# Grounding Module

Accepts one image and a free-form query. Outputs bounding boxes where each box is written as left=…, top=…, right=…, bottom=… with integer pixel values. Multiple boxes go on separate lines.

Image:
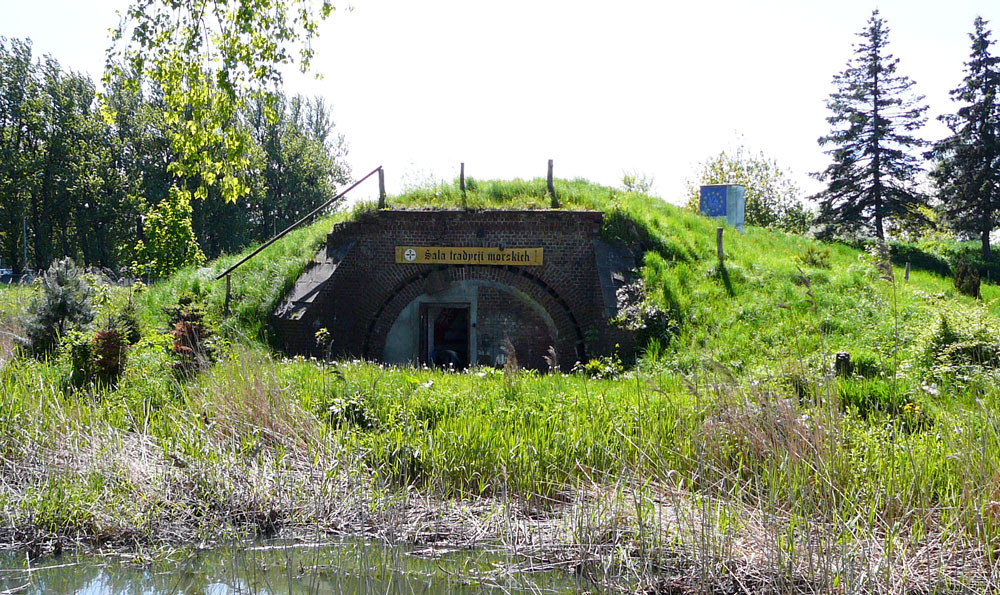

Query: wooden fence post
left=224, top=274, right=232, bottom=315
left=378, top=167, right=386, bottom=209
left=547, top=159, right=559, bottom=208
left=717, top=227, right=724, bottom=263
left=904, top=261, right=910, bottom=282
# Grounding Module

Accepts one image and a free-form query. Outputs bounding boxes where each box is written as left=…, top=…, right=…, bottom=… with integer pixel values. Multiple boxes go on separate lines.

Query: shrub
left=132, top=187, right=206, bottom=279
left=63, top=326, right=130, bottom=389
left=954, top=256, right=981, bottom=298
left=574, top=354, right=624, bottom=379
left=920, top=311, right=1000, bottom=381
left=164, top=294, right=216, bottom=374
left=64, top=330, right=95, bottom=388
left=113, top=295, right=143, bottom=345
left=22, top=258, right=94, bottom=357
left=91, top=328, right=128, bottom=385
left=613, top=278, right=674, bottom=345
left=325, top=393, right=378, bottom=430
left=796, top=244, right=832, bottom=269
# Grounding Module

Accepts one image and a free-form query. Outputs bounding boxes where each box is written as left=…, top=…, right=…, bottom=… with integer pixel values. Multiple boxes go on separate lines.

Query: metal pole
left=22, top=215, right=28, bottom=272
left=216, top=165, right=383, bottom=280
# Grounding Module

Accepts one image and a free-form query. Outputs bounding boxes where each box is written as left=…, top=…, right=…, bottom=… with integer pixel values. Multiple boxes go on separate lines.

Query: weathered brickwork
left=475, top=285, right=553, bottom=370
left=274, top=209, right=632, bottom=369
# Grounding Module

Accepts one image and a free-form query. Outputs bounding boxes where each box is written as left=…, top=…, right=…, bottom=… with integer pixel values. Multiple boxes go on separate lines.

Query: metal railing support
left=215, top=166, right=382, bottom=281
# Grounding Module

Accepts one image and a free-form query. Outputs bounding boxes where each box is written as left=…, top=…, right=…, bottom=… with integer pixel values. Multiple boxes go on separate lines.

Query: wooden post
left=904, top=261, right=910, bottom=282
left=460, top=162, right=466, bottom=208
left=224, top=274, right=231, bottom=316
left=378, top=167, right=386, bottom=209
left=835, top=352, right=852, bottom=378
left=547, top=159, right=559, bottom=208
left=716, top=227, right=724, bottom=263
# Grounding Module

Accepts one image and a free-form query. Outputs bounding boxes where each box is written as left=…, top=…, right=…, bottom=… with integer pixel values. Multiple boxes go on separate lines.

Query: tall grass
left=4, top=178, right=1000, bottom=591
left=0, top=285, right=32, bottom=364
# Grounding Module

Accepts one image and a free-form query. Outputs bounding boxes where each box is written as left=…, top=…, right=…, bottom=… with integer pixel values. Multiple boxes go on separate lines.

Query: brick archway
left=363, top=265, right=586, bottom=367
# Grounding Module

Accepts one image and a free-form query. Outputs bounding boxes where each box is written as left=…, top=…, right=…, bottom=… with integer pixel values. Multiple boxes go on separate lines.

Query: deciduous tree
left=685, top=145, right=812, bottom=234
left=106, top=0, right=335, bottom=203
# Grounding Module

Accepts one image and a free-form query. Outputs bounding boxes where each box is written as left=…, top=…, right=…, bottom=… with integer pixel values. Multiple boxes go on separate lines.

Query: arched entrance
left=366, top=266, right=584, bottom=370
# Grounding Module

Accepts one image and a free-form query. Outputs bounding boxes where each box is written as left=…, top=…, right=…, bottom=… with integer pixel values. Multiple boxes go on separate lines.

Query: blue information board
left=699, top=185, right=745, bottom=233
left=700, top=186, right=727, bottom=217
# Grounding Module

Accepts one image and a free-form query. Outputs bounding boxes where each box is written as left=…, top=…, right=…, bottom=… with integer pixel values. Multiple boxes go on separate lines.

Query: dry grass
left=3, top=346, right=1000, bottom=592
left=2, top=398, right=992, bottom=593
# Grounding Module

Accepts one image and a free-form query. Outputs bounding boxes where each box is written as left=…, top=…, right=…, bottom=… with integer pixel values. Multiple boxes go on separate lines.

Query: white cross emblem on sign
left=404, top=248, right=417, bottom=262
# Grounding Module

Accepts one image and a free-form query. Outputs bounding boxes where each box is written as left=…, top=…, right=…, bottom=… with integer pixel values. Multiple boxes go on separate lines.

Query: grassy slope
left=3, top=179, right=1000, bottom=590
left=392, top=177, right=998, bottom=398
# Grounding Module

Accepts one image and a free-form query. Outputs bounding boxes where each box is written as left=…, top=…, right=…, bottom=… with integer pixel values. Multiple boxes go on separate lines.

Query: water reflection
left=0, top=538, right=600, bottom=594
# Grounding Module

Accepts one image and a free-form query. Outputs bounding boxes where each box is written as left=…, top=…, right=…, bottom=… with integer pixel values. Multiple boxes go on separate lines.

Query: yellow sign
left=395, top=246, right=543, bottom=266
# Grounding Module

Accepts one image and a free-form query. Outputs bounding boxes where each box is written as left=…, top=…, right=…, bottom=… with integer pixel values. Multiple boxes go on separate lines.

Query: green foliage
left=928, top=17, right=1000, bottom=260
left=165, top=293, right=217, bottom=375
left=574, top=355, right=624, bottom=379
left=954, top=256, right=982, bottom=297
left=620, top=170, right=655, bottom=194
left=107, top=0, right=335, bottom=203
left=112, top=293, right=144, bottom=346
left=1, top=39, right=128, bottom=272
left=813, top=10, right=929, bottom=240
left=796, top=244, right=832, bottom=269
left=613, top=278, right=675, bottom=348
left=63, top=330, right=95, bottom=389
left=685, top=145, right=813, bottom=233
left=22, top=258, right=94, bottom=356
left=2, top=38, right=349, bottom=273
left=133, top=187, right=206, bottom=279
left=920, top=310, right=1000, bottom=381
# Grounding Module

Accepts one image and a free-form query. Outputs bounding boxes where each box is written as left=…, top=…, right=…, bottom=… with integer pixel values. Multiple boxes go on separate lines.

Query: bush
left=22, top=258, right=94, bottom=357
left=574, top=355, right=624, bottom=379
left=164, top=294, right=217, bottom=375
left=919, top=311, right=1000, bottom=382
left=132, top=187, right=206, bottom=279
left=63, top=326, right=130, bottom=389
left=64, top=331, right=95, bottom=388
left=91, top=328, right=128, bottom=385
left=796, top=244, right=831, bottom=269
left=113, top=293, right=143, bottom=345
left=613, top=278, right=674, bottom=345
left=954, top=256, right=981, bottom=298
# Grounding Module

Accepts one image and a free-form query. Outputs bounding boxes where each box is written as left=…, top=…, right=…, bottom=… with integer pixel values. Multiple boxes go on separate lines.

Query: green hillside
left=135, top=176, right=1000, bottom=413
left=3, top=178, right=1000, bottom=592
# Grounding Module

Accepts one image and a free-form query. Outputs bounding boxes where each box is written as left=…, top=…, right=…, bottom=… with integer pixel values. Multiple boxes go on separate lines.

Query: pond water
left=0, top=538, right=603, bottom=594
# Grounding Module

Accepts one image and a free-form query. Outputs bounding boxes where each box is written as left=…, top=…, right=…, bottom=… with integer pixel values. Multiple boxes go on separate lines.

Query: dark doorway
left=420, top=304, right=470, bottom=369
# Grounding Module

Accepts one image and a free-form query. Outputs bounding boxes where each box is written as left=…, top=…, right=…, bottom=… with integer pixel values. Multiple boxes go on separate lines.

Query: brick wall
left=274, top=209, right=630, bottom=369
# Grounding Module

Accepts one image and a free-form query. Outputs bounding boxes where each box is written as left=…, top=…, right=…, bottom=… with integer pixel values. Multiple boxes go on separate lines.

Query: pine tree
left=813, top=10, right=929, bottom=240
left=21, top=257, right=94, bottom=356
left=929, top=17, right=1000, bottom=260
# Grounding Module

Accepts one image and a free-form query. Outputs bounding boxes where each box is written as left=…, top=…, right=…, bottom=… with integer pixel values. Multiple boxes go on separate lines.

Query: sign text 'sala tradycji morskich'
left=395, top=246, right=543, bottom=266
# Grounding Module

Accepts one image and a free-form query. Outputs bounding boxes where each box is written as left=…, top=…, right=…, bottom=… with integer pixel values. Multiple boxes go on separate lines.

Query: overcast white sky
left=4, top=0, right=1000, bottom=205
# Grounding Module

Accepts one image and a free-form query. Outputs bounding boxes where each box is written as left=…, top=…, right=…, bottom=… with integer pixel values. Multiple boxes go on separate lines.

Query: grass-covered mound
left=3, top=177, right=1000, bottom=592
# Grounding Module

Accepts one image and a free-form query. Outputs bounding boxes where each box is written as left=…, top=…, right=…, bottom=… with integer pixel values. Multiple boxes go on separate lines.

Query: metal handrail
left=215, top=165, right=382, bottom=281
